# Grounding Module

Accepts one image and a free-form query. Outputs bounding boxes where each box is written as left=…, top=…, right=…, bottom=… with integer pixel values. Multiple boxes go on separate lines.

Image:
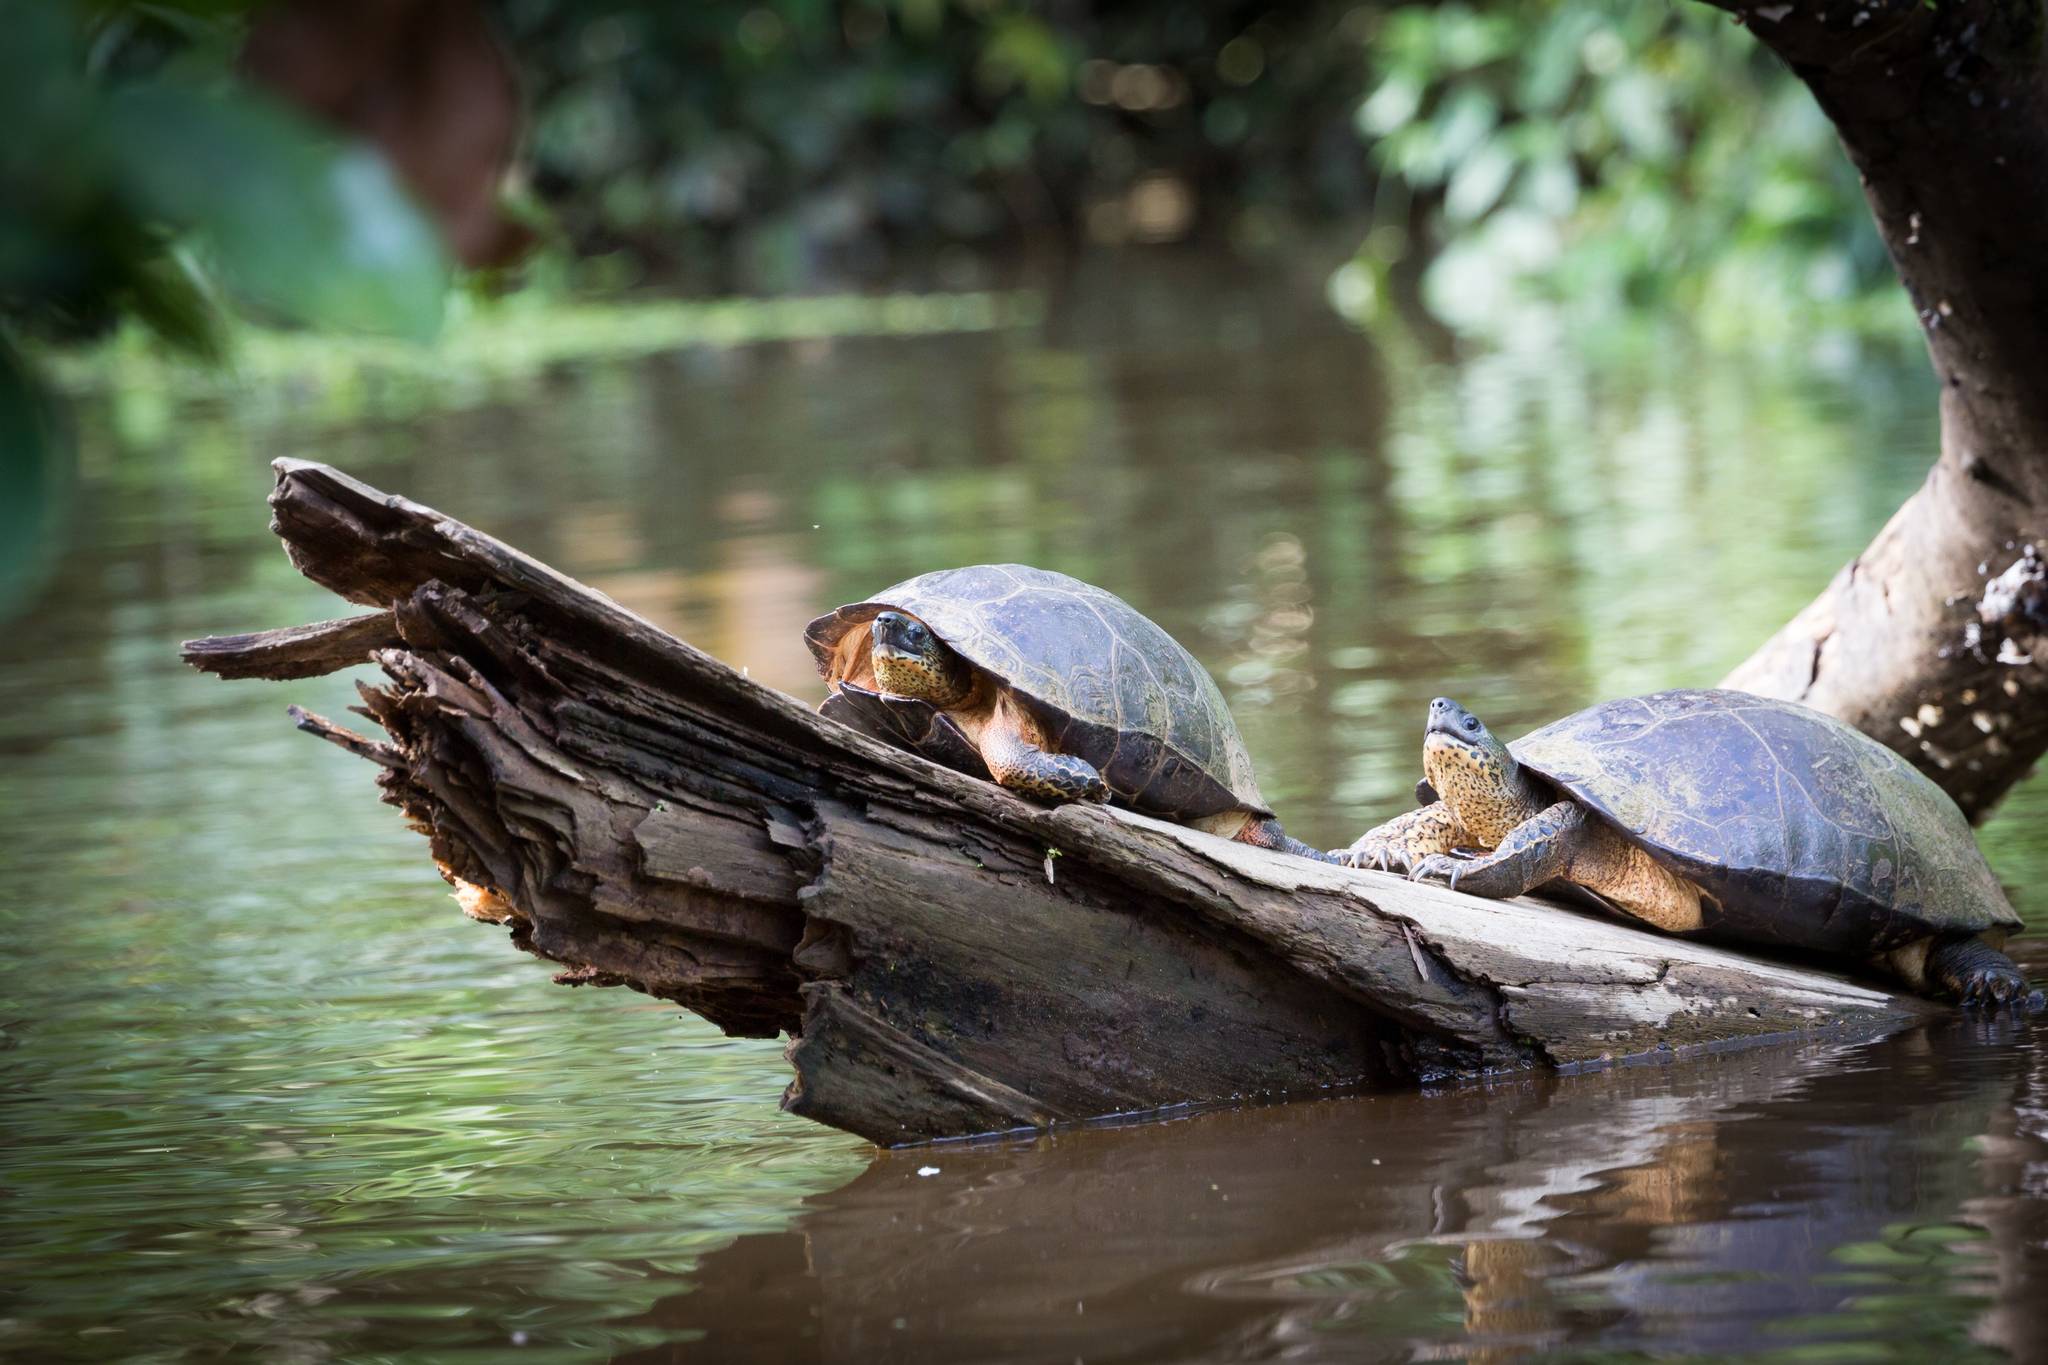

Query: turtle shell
left=806, top=564, right=1269, bottom=821
left=1510, top=688, right=2022, bottom=952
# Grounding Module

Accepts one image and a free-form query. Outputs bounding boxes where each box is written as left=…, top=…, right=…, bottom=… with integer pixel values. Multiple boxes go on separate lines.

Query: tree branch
left=1711, top=0, right=2048, bottom=817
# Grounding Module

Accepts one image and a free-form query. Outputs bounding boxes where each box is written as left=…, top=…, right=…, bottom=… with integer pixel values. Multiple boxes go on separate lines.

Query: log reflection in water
left=623, top=1017, right=2037, bottom=1363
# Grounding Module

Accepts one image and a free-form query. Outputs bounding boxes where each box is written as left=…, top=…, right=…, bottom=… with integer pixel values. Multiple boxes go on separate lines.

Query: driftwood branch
left=184, top=461, right=1932, bottom=1145
left=181, top=611, right=403, bottom=680
left=1712, top=0, right=2048, bottom=819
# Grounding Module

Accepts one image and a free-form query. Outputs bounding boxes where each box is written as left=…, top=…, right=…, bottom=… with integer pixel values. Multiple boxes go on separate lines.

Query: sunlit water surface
left=7, top=255, right=2048, bottom=1361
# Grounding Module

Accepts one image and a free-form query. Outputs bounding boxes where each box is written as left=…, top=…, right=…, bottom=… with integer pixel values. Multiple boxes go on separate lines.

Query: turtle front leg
left=1337, top=801, right=1469, bottom=873
left=1410, top=801, right=1585, bottom=896
left=1412, top=803, right=1707, bottom=933
left=979, top=701, right=1108, bottom=804
left=1922, top=935, right=2043, bottom=1009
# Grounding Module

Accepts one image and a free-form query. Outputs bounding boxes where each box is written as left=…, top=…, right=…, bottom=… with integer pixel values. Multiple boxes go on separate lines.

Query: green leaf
left=1517, top=10, right=1601, bottom=114
left=1357, top=75, right=1423, bottom=138
left=105, top=85, right=449, bottom=341
left=1828, top=1240, right=1926, bottom=1268
left=1523, top=153, right=1581, bottom=218
left=1430, top=88, right=1500, bottom=171
left=121, top=248, right=227, bottom=360
left=1444, top=140, right=1517, bottom=223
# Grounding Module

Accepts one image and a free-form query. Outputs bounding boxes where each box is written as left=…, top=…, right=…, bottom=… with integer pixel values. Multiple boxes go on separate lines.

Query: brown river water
left=5, top=254, right=2048, bottom=1361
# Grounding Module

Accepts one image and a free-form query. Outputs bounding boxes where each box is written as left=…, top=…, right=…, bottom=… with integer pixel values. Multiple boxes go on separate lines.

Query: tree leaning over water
left=1702, top=0, right=2048, bottom=821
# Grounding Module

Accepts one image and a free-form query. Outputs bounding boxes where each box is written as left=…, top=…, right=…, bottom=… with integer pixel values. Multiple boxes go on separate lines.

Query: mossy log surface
left=183, top=461, right=1933, bottom=1145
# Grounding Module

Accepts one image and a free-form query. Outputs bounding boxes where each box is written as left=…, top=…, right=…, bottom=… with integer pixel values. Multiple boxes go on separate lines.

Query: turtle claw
left=1338, top=838, right=1410, bottom=875
left=1410, top=853, right=1464, bottom=891
left=1924, top=938, right=2035, bottom=1011
left=1956, top=965, right=2033, bottom=1010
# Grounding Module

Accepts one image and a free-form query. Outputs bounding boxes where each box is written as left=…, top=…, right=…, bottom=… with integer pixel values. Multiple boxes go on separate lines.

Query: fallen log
left=183, top=460, right=1935, bottom=1145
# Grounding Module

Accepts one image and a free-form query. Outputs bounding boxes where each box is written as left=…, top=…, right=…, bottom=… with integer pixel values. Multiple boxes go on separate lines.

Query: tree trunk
left=183, top=461, right=1929, bottom=1145
left=1711, top=0, right=2048, bottom=820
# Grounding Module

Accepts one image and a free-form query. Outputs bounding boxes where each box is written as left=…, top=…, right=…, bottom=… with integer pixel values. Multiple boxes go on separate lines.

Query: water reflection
left=7, top=253, right=2048, bottom=1359
left=628, top=1020, right=2039, bottom=1363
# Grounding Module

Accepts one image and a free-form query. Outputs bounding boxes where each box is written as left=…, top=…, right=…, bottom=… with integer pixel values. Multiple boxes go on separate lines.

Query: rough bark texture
left=1713, top=0, right=2048, bottom=820
left=185, top=461, right=1932, bottom=1145
left=181, top=611, right=404, bottom=680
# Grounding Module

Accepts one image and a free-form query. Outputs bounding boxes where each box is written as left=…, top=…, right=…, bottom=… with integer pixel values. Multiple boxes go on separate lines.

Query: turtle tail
left=1237, top=816, right=1339, bottom=864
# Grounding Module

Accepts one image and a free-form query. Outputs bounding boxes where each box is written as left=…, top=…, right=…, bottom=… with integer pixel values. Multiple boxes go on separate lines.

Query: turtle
left=805, top=563, right=1330, bottom=860
left=1339, top=688, right=2036, bottom=1006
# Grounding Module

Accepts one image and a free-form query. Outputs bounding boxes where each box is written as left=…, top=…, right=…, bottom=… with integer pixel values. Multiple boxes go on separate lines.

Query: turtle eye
left=1462, top=716, right=1479, bottom=733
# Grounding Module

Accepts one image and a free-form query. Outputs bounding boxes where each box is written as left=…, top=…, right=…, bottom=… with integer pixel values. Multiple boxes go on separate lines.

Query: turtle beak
left=1424, top=696, right=1492, bottom=754
left=871, top=611, right=921, bottom=657
left=1425, top=696, right=1472, bottom=739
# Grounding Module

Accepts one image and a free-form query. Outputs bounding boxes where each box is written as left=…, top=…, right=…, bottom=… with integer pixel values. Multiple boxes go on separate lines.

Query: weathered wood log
left=183, top=611, right=404, bottom=680
left=183, top=460, right=1934, bottom=1145
left=1711, top=0, right=2048, bottom=820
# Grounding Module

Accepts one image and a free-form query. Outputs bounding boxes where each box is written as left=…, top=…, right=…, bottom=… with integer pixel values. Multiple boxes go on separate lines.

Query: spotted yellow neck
left=1423, top=733, right=1549, bottom=846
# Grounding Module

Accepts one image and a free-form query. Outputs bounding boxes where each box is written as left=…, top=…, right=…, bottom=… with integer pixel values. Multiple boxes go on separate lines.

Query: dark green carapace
left=1510, top=689, right=2021, bottom=955
left=807, top=564, right=1327, bottom=859
left=808, top=564, right=1265, bottom=820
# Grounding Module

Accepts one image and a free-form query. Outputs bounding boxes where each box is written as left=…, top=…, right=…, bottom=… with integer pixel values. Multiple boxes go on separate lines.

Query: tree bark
left=183, top=461, right=1930, bottom=1145
left=1711, top=0, right=2048, bottom=819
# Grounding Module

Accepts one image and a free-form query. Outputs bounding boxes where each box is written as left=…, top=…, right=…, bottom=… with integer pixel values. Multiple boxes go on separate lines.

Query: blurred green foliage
left=2, top=2, right=449, bottom=353
left=54, top=287, right=1041, bottom=427
left=498, top=0, right=1374, bottom=286
left=8, top=0, right=1909, bottom=360
left=497, top=0, right=1905, bottom=336
left=1335, top=0, right=1901, bottom=340
left=1, top=0, right=449, bottom=611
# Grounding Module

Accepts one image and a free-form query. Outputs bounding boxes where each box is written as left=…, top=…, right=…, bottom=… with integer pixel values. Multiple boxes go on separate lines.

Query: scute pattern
left=1511, top=689, right=2020, bottom=951
left=806, top=564, right=1267, bottom=820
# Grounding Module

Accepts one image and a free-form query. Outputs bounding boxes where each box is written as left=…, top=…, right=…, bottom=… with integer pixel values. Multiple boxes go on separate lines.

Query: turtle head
left=870, top=611, right=975, bottom=708
left=1422, top=697, right=1521, bottom=832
